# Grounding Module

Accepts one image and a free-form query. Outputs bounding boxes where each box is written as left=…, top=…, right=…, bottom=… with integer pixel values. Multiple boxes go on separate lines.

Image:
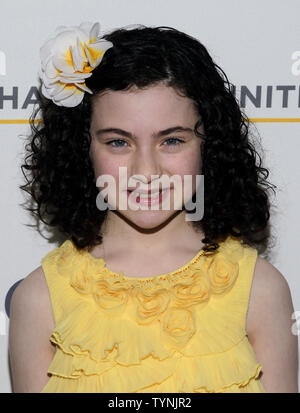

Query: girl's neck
left=96, top=209, right=204, bottom=256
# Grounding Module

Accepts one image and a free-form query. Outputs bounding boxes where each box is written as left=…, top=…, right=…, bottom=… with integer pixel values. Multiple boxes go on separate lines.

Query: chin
left=120, top=209, right=180, bottom=230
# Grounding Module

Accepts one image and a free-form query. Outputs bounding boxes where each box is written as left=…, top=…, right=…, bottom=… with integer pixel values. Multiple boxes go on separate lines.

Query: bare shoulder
left=9, top=265, right=56, bottom=392
left=245, top=256, right=299, bottom=392
left=11, top=265, right=56, bottom=331
left=246, top=256, right=293, bottom=336
left=13, top=265, right=46, bottom=295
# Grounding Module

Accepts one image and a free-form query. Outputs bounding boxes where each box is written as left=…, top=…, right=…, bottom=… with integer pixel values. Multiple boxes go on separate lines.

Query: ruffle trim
left=41, top=235, right=263, bottom=392
left=56, top=234, right=246, bottom=287
left=51, top=236, right=248, bottom=344
left=46, top=278, right=253, bottom=363
left=45, top=335, right=263, bottom=393
left=42, top=234, right=256, bottom=363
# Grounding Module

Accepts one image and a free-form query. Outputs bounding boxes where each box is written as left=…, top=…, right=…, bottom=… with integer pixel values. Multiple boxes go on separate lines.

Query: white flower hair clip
left=39, top=22, right=113, bottom=107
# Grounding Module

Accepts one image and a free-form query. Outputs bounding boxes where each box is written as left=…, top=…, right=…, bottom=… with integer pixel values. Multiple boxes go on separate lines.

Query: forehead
left=90, top=84, right=199, bottom=126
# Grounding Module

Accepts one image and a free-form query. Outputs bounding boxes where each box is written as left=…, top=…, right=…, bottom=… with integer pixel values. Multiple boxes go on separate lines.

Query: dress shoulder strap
left=41, top=240, right=77, bottom=326
left=205, top=236, right=259, bottom=338
left=237, top=242, right=258, bottom=333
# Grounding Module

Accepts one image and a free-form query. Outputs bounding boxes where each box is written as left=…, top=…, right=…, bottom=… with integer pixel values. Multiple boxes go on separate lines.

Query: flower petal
left=51, top=29, right=89, bottom=54
left=54, top=88, right=84, bottom=107
left=83, top=41, right=107, bottom=68
left=58, top=75, right=89, bottom=83
left=44, top=58, right=59, bottom=79
left=79, top=22, right=95, bottom=35
left=54, top=84, right=77, bottom=100
left=40, top=39, right=55, bottom=69
left=72, top=37, right=88, bottom=72
left=70, top=41, right=82, bottom=72
left=51, top=81, right=66, bottom=94
left=41, top=83, right=52, bottom=99
left=89, top=22, right=100, bottom=42
left=75, top=82, right=93, bottom=94
left=87, top=40, right=113, bottom=66
left=59, top=72, right=91, bottom=79
left=52, top=49, right=75, bottom=73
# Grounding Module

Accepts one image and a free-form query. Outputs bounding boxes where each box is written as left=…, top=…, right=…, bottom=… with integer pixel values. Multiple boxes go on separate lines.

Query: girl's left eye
left=163, top=137, right=185, bottom=146
left=106, top=139, right=128, bottom=148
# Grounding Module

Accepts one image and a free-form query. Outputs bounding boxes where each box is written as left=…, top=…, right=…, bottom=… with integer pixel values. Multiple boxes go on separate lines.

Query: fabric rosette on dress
left=67, top=236, right=243, bottom=350
left=135, top=287, right=171, bottom=325
left=40, top=235, right=265, bottom=393
left=207, top=254, right=239, bottom=294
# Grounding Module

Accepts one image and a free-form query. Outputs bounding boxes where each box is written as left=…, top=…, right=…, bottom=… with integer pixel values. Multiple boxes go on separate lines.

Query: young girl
left=9, top=22, right=298, bottom=393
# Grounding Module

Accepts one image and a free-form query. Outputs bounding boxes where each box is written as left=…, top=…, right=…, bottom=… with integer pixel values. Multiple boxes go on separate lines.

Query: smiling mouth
left=127, top=188, right=170, bottom=204
left=128, top=188, right=168, bottom=196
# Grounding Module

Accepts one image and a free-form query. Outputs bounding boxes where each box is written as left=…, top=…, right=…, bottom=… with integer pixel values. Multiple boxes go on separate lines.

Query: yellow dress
left=40, top=235, right=266, bottom=393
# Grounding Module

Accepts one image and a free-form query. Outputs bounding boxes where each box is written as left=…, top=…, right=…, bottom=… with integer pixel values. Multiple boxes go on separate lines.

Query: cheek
left=93, top=157, right=119, bottom=178
left=179, top=158, right=201, bottom=176
left=90, top=146, right=121, bottom=180
left=92, top=156, right=121, bottom=204
left=168, top=147, right=202, bottom=177
left=169, top=149, right=202, bottom=205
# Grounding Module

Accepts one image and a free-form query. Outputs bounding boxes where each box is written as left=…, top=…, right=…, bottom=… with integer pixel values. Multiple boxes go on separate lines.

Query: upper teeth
left=134, top=188, right=168, bottom=198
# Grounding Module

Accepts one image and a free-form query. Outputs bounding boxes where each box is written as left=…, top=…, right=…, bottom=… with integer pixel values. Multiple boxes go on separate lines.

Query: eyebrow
left=94, top=126, right=194, bottom=138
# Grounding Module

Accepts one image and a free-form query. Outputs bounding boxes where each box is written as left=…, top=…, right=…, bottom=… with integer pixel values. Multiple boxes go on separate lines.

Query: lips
left=127, top=187, right=169, bottom=196
left=128, top=189, right=162, bottom=196
left=127, top=187, right=170, bottom=205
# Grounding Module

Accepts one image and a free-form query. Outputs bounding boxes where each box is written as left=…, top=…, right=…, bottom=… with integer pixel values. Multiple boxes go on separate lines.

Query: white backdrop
left=0, top=0, right=299, bottom=392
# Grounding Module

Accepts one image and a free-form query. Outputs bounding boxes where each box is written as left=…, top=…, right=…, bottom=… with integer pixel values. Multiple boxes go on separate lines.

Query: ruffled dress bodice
left=40, top=236, right=266, bottom=393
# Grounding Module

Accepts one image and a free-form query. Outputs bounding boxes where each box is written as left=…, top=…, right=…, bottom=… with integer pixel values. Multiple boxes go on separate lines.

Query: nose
left=130, top=146, right=162, bottom=185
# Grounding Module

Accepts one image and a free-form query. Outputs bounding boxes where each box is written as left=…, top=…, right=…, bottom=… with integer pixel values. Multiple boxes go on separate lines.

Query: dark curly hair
left=20, top=24, right=275, bottom=253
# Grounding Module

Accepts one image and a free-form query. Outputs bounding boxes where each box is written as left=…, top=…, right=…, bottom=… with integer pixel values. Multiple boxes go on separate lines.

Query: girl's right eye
left=106, top=139, right=128, bottom=148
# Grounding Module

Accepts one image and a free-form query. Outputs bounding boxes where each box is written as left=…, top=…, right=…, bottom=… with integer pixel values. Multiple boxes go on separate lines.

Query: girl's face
left=89, top=83, right=203, bottom=229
